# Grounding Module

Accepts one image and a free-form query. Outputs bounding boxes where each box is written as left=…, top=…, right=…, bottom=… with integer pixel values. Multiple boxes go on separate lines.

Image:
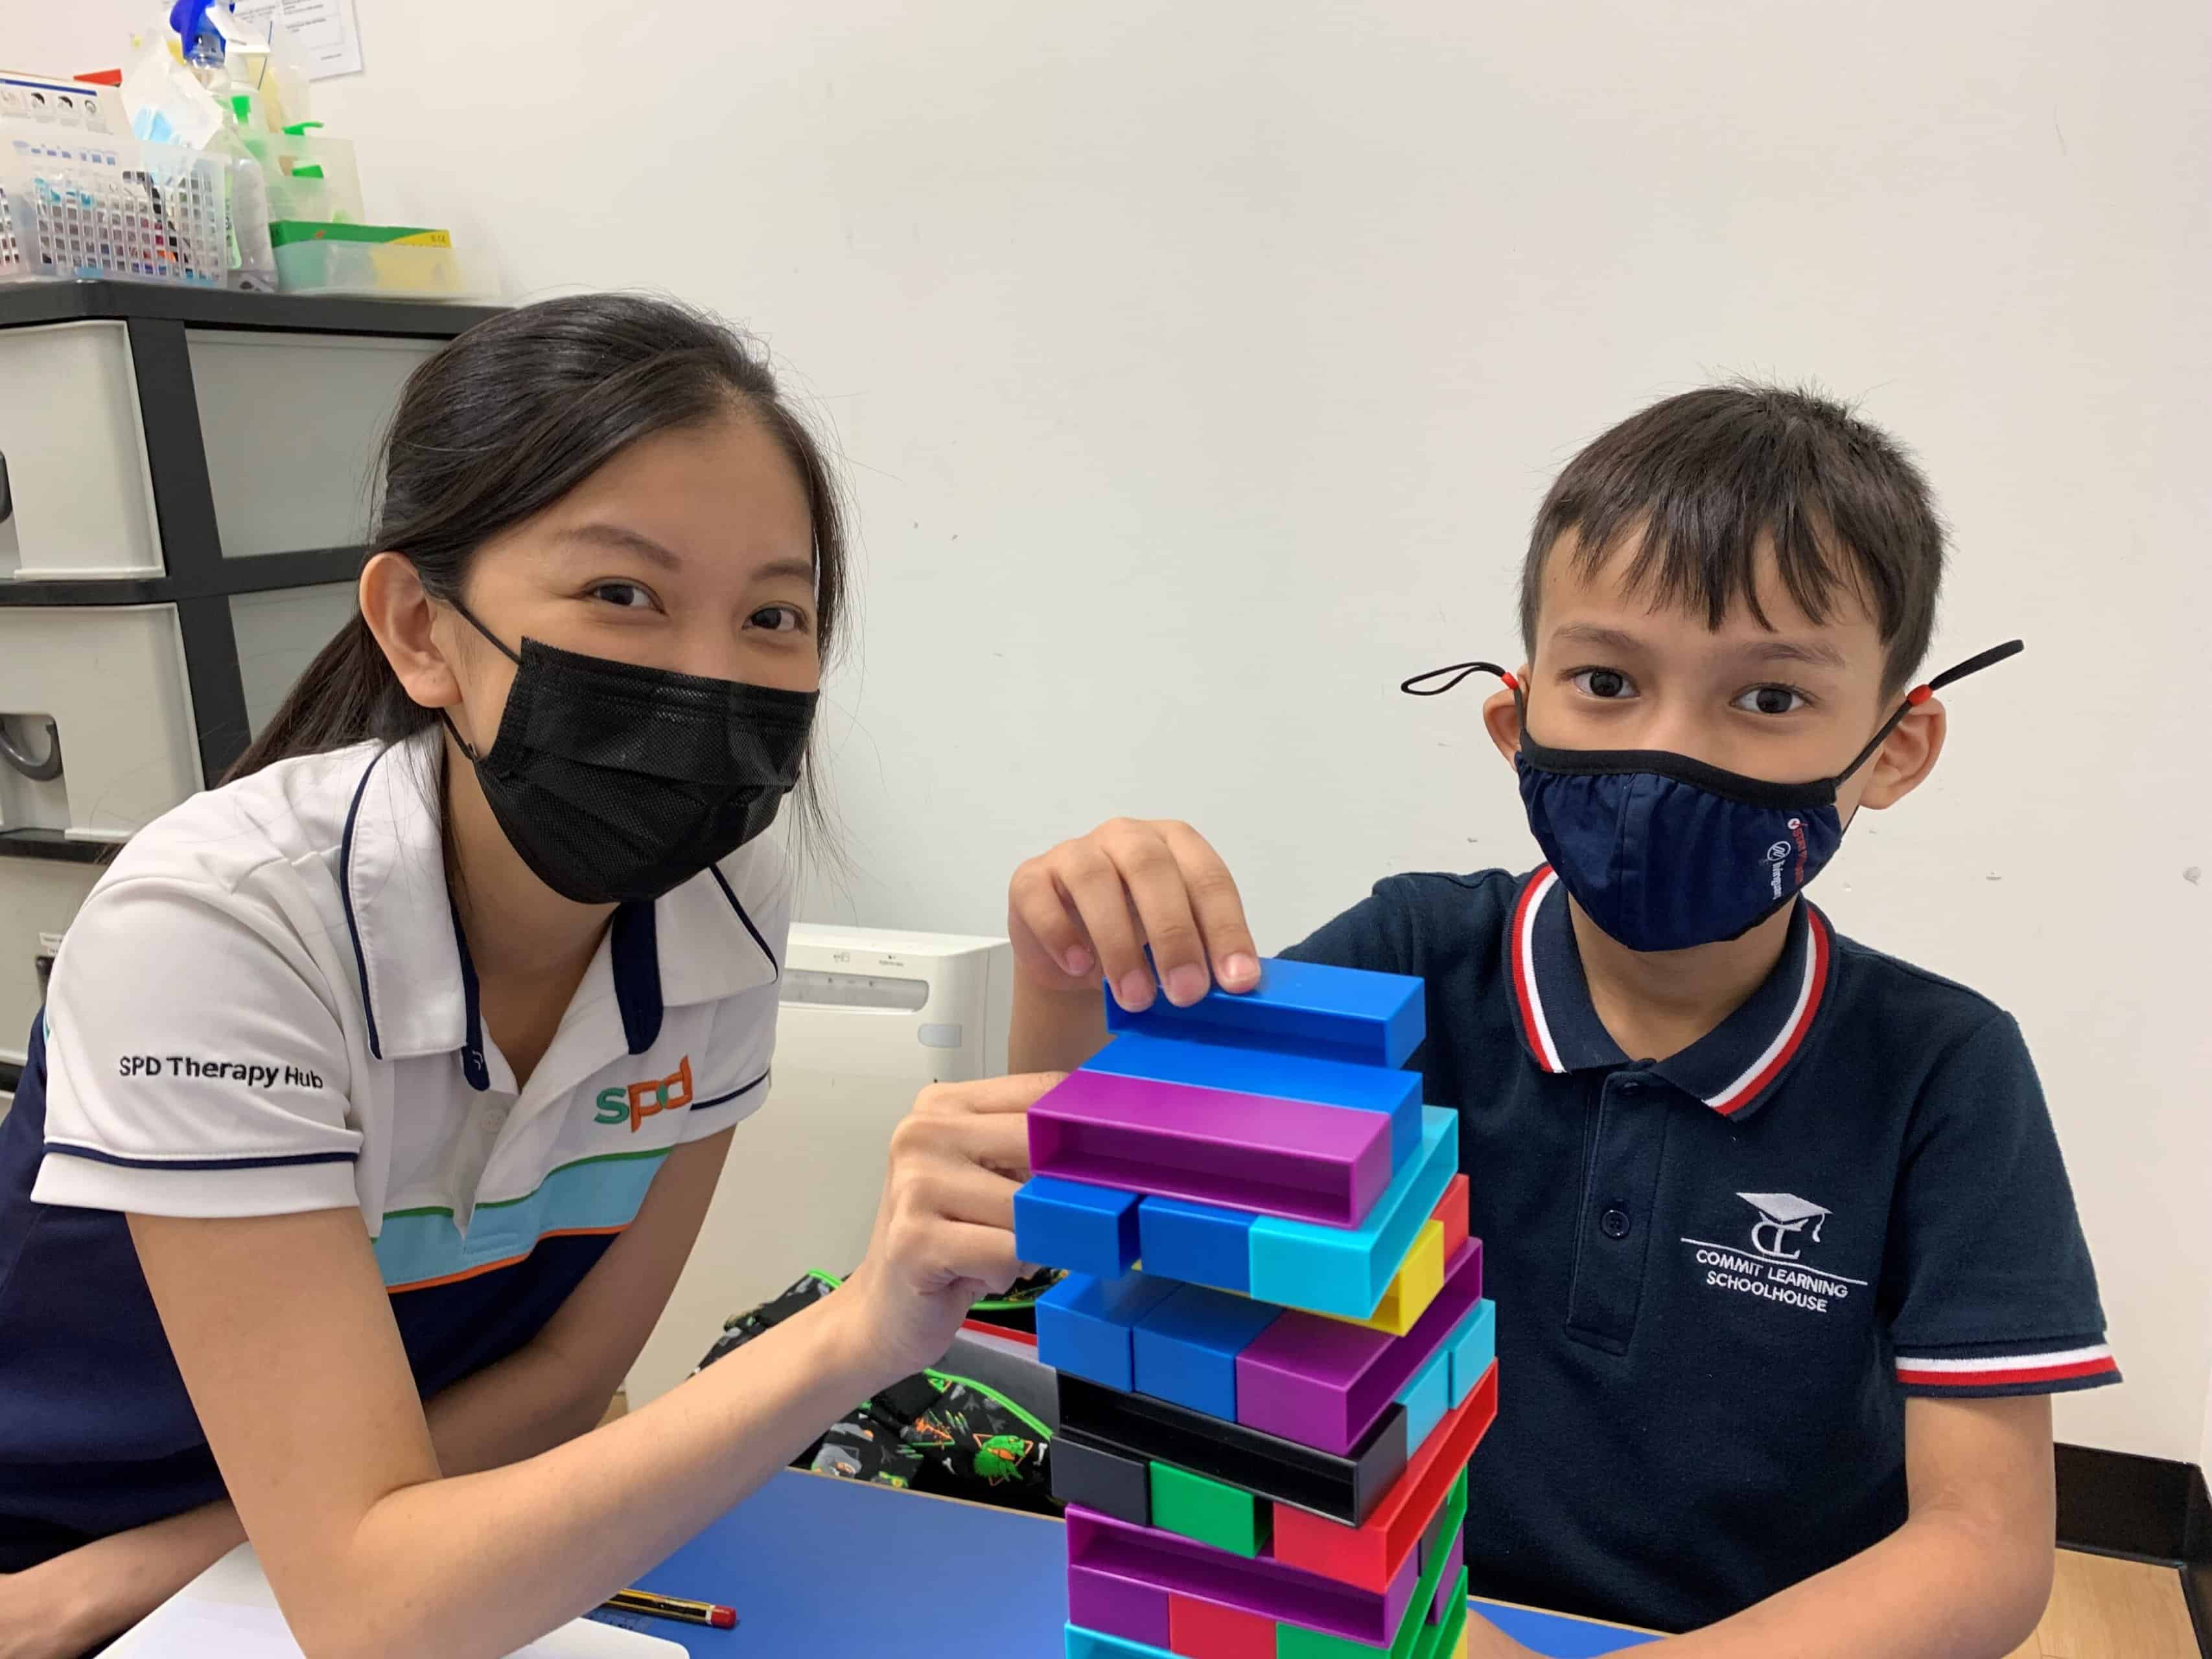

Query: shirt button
left=1619, top=1079, right=1644, bottom=1093
left=1600, top=1206, right=1631, bottom=1240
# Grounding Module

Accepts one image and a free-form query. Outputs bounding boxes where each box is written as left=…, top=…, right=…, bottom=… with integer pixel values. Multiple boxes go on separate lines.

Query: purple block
left=1030, top=1071, right=1392, bottom=1227
left=1428, top=1523, right=1464, bottom=1625
left=1067, top=1566, right=1172, bottom=1648
left=1235, top=1240, right=1484, bottom=1455
left=1065, top=1505, right=1418, bottom=1647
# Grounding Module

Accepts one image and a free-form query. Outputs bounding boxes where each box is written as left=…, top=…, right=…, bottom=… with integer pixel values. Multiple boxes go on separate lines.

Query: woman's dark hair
left=227, top=292, right=849, bottom=844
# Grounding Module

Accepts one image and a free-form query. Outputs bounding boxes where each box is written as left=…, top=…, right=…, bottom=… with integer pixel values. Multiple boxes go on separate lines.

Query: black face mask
left=441, top=604, right=817, bottom=905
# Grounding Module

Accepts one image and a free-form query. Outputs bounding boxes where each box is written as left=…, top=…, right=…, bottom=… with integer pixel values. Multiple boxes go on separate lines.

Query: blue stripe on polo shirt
left=375, top=1146, right=671, bottom=1290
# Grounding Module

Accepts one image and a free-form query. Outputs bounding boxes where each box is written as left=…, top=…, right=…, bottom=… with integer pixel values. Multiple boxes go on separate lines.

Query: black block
left=1052, top=1428, right=1152, bottom=1526
left=1056, top=1373, right=1408, bottom=1527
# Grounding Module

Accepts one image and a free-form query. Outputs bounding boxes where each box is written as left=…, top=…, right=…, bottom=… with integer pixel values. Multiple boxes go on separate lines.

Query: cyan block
left=1015, top=1176, right=1141, bottom=1279
left=1065, top=1625, right=1178, bottom=1659
left=1136, top=1195, right=1255, bottom=1294
left=1087, top=1032, right=1423, bottom=1166
left=1250, top=1109, right=1459, bottom=1320
left=1445, top=1299, right=1496, bottom=1408
left=1104, top=956, right=1426, bottom=1070
left=1133, top=1282, right=1283, bottom=1421
left=1395, top=1342, right=1452, bottom=1454
left=1039, top=1269, right=1178, bottom=1392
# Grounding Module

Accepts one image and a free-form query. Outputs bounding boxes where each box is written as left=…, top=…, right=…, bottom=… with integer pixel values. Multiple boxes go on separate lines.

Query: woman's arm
left=2, top=1128, right=739, bottom=1657
left=127, top=1074, right=1047, bottom=1659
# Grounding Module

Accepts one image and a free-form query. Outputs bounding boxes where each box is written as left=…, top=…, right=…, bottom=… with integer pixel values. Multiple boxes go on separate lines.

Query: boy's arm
left=1007, top=818, right=1261, bottom=1074
left=1469, top=1394, right=2054, bottom=1658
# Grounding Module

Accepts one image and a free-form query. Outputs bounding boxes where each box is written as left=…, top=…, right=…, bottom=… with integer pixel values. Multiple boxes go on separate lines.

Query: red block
left=1270, top=1362, right=1498, bottom=1592
left=1431, top=1175, right=1469, bottom=1261
left=1167, top=1592, right=1276, bottom=1658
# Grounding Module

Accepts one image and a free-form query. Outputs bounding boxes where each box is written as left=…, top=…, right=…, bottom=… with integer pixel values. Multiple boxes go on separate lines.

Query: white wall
left=15, top=0, right=2210, bottom=1462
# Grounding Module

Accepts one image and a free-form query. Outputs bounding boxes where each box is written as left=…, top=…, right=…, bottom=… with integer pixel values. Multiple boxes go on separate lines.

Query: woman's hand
left=829, top=1072, right=1060, bottom=1384
left=0, top=1555, right=105, bottom=1659
left=1008, top=818, right=1260, bottom=1011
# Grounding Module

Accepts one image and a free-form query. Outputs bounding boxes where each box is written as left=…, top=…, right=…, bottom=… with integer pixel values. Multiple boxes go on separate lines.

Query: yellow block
left=1313, top=1218, right=1446, bottom=1335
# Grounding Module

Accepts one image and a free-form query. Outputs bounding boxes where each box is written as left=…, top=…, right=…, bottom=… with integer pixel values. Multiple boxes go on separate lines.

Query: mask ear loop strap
left=438, top=598, right=526, bottom=764
left=1400, top=660, right=1518, bottom=697
left=1833, top=638, right=2025, bottom=785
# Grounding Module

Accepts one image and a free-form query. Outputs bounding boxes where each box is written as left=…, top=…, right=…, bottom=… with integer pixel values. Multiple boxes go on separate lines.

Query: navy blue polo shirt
left=1283, top=864, right=2114, bottom=1634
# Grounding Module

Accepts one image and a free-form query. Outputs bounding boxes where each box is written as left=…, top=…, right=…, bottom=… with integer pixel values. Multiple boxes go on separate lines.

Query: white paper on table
left=106, top=1546, right=687, bottom=1658
left=231, top=0, right=366, bottom=80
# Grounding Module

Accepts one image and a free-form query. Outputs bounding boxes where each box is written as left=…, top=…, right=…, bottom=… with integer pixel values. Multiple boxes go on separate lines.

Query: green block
left=1275, top=1476, right=1469, bottom=1659
left=1428, top=1573, right=1469, bottom=1659
left=1148, top=1461, right=1269, bottom=1559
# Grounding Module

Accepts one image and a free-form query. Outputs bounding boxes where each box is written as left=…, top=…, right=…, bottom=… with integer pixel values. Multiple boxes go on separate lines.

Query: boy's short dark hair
left=1520, top=383, right=1946, bottom=693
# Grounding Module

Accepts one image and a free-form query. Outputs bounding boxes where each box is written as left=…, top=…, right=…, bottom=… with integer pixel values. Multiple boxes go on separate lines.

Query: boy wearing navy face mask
left=1006, top=385, right=2111, bottom=1658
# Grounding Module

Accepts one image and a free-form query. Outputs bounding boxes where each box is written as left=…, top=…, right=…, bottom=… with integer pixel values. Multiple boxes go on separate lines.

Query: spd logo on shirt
left=595, top=1056, right=695, bottom=1132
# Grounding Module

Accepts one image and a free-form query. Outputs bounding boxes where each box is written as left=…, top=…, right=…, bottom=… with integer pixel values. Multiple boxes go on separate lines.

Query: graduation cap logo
left=1738, top=1192, right=1830, bottom=1262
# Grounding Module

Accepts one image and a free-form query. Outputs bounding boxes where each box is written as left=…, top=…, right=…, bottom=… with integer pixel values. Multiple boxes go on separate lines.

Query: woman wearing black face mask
left=0, top=296, right=1054, bottom=1658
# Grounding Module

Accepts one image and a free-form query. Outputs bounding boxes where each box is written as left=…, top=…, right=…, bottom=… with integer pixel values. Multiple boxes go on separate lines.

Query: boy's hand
left=1008, top=818, right=1261, bottom=1012
left=0, top=1553, right=113, bottom=1659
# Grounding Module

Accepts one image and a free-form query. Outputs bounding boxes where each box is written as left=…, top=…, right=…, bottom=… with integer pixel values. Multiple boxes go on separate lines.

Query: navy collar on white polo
left=338, top=730, right=782, bottom=1074
left=1506, top=864, right=1836, bottom=1120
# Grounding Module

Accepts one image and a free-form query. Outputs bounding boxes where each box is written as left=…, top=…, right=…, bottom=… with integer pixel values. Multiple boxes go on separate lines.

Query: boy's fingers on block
left=915, top=1072, right=1064, bottom=1117
left=1105, top=824, right=1212, bottom=1007
left=909, top=1163, right=1021, bottom=1232
left=1056, top=844, right=1156, bottom=1010
left=921, top=1218, right=1025, bottom=1294
left=897, top=1102, right=1032, bottom=1184
left=1008, top=860, right=1095, bottom=980
left=1162, top=820, right=1259, bottom=991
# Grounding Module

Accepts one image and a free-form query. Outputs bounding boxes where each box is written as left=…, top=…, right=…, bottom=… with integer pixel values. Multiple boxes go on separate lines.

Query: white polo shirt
left=0, top=728, right=786, bottom=1551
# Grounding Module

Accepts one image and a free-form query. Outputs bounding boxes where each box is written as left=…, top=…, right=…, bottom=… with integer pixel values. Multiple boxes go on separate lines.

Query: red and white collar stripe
left=1704, top=907, right=1832, bottom=1116
left=1894, top=1345, right=2118, bottom=1389
left=1509, top=866, right=1566, bottom=1074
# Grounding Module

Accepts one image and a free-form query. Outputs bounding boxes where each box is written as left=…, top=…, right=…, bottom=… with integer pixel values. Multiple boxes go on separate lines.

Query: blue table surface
left=606, top=1469, right=1658, bottom=1656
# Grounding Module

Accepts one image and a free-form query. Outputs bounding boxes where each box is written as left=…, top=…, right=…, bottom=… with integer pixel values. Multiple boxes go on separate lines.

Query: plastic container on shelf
left=268, top=219, right=475, bottom=296
left=0, top=122, right=226, bottom=285
left=240, top=121, right=364, bottom=224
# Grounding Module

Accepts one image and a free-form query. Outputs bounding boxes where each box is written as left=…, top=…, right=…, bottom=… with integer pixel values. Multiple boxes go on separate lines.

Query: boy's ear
left=1481, top=668, right=1529, bottom=769
left=1856, top=698, right=1948, bottom=811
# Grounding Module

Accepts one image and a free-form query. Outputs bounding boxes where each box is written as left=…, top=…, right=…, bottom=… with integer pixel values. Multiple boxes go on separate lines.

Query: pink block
left=1030, top=1071, right=1392, bottom=1227
left=1069, top=1564, right=1173, bottom=1647
left=1428, top=1524, right=1464, bottom=1624
left=1235, top=1240, right=1484, bottom=1454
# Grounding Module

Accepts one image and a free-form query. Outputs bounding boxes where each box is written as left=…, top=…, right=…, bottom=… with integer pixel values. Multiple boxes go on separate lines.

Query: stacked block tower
left=1016, top=959, right=1498, bottom=1659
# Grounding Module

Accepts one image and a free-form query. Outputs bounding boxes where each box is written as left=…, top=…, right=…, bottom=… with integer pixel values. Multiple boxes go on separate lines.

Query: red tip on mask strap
left=1500, top=671, right=1520, bottom=691
left=1906, top=685, right=1933, bottom=705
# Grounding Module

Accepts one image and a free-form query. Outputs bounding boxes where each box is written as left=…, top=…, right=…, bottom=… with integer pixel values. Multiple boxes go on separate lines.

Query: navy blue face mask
left=1401, top=640, right=2023, bottom=953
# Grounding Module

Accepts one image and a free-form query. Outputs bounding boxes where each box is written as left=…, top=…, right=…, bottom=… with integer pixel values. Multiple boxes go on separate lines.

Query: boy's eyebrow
left=1549, top=623, right=1649, bottom=654
left=1739, top=638, right=1850, bottom=671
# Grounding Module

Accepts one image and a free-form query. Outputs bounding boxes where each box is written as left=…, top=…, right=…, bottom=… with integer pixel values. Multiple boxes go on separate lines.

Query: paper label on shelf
left=233, top=0, right=366, bottom=81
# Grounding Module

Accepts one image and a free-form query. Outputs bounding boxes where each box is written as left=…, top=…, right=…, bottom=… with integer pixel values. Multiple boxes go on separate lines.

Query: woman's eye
left=749, top=605, right=808, bottom=634
left=589, top=581, right=658, bottom=611
left=1734, top=684, right=1809, bottom=715
left=1572, top=667, right=1635, bottom=700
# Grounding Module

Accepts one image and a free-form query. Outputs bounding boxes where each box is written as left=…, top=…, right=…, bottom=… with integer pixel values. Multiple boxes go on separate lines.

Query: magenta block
left=1065, top=1505, right=1418, bottom=1647
left=1428, top=1523, right=1464, bottom=1624
left=1030, top=1071, right=1392, bottom=1227
left=1068, top=1566, right=1172, bottom=1648
left=1235, top=1240, right=1484, bottom=1455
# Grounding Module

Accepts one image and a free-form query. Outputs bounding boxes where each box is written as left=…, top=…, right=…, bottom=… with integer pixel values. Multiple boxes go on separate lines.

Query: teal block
left=1445, top=1299, right=1497, bottom=1408
left=1015, top=1175, right=1141, bottom=1279
left=1038, top=1270, right=1178, bottom=1391
left=1087, top=1032, right=1423, bottom=1166
left=1395, top=1341, right=1452, bottom=1453
left=1248, top=1109, right=1458, bottom=1320
left=1065, top=1624, right=1178, bottom=1659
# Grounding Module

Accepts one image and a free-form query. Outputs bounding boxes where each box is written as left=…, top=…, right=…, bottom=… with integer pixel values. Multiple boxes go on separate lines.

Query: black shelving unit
left=0, top=281, right=501, bottom=863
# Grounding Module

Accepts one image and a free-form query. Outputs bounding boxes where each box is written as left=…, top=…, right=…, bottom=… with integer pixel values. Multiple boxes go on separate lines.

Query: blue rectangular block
left=1016, top=1176, right=1141, bottom=1279
left=1086, top=1032, right=1423, bottom=1166
left=1445, top=1299, right=1497, bottom=1408
left=1395, top=1341, right=1452, bottom=1454
left=1250, top=1109, right=1459, bottom=1320
left=1065, top=1625, right=1177, bottom=1659
left=1132, top=1282, right=1282, bottom=1421
left=1104, top=957, right=1426, bottom=1070
left=1136, top=1195, right=1255, bottom=1294
left=1038, top=1270, right=1179, bottom=1392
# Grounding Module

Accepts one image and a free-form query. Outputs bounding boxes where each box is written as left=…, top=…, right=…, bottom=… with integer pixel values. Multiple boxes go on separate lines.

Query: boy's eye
left=748, top=604, right=809, bottom=635
left=588, top=581, right=660, bottom=612
left=1572, top=667, right=1636, bottom=700
left=1734, top=684, right=1808, bottom=715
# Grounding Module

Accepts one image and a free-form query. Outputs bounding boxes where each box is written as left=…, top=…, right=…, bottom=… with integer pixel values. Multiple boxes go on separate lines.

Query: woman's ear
left=1482, top=669, right=1528, bottom=769
left=358, top=552, right=462, bottom=714
left=1856, top=697, right=1948, bottom=811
